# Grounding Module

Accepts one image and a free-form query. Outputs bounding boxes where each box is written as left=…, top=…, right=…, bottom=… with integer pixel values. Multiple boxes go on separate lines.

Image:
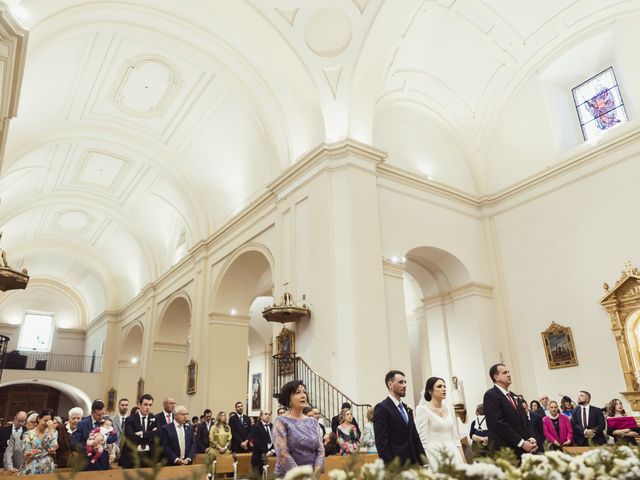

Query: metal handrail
left=271, top=353, right=372, bottom=429
left=4, top=351, right=103, bottom=373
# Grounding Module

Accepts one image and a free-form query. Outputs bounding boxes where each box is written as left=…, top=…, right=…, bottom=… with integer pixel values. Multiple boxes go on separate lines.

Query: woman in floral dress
left=19, top=408, right=58, bottom=475
left=336, top=408, right=360, bottom=455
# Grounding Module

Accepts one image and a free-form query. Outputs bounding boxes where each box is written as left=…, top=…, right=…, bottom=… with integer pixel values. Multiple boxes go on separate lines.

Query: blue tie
left=398, top=403, right=409, bottom=424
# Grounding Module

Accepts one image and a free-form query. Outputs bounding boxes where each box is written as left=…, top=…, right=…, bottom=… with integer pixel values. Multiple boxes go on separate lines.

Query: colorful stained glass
left=572, top=67, right=628, bottom=141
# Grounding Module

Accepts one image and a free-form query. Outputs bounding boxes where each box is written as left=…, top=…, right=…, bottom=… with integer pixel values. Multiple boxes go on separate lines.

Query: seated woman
left=469, top=404, right=489, bottom=455
left=606, top=398, right=640, bottom=444
left=542, top=401, right=573, bottom=450
left=336, top=408, right=360, bottom=455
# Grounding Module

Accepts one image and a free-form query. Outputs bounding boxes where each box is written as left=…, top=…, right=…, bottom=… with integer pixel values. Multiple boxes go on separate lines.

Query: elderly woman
left=273, top=380, right=324, bottom=477
left=542, top=401, right=573, bottom=450
left=19, top=409, right=58, bottom=475
left=361, top=407, right=376, bottom=453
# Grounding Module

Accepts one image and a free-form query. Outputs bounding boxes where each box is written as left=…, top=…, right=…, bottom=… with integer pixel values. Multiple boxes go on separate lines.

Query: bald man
left=160, top=405, right=195, bottom=466
left=1, top=411, right=26, bottom=470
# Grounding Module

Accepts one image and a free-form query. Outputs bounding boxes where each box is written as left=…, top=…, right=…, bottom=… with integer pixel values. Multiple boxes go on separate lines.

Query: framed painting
left=187, top=360, right=197, bottom=395
left=107, top=388, right=117, bottom=412
left=251, top=373, right=262, bottom=411
left=276, top=327, right=295, bottom=356
left=136, top=378, right=144, bottom=402
left=542, top=322, right=578, bottom=369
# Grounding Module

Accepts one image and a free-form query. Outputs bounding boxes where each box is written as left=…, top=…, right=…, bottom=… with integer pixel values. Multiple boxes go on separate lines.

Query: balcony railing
left=3, top=352, right=103, bottom=373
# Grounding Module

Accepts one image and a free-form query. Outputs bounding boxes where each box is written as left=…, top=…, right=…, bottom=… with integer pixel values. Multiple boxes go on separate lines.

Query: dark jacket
left=71, top=416, right=118, bottom=471
left=483, top=386, right=533, bottom=456
left=159, top=423, right=196, bottom=466
left=570, top=405, right=606, bottom=446
left=229, top=414, right=252, bottom=453
left=119, top=412, right=159, bottom=468
left=249, top=422, right=274, bottom=469
left=196, top=421, right=212, bottom=453
left=373, top=397, right=425, bottom=465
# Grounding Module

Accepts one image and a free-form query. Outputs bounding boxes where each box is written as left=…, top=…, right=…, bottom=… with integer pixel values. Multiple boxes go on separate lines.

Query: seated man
left=160, top=405, right=195, bottom=466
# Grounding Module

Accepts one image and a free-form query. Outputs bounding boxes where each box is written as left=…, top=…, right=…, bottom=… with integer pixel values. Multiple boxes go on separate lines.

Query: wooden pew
left=563, top=446, right=595, bottom=455
left=320, top=453, right=379, bottom=480
left=12, top=464, right=206, bottom=479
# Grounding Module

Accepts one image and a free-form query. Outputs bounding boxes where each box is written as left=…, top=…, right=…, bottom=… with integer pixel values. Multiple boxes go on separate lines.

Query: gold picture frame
left=542, top=322, right=578, bottom=369
left=136, top=378, right=144, bottom=402
left=106, top=388, right=117, bottom=412
left=276, top=327, right=295, bottom=356
left=187, top=360, right=197, bottom=395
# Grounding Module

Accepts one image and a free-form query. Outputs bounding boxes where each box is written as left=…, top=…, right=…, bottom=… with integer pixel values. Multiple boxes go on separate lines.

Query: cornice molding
left=382, top=259, right=406, bottom=279
left=422, top=282, right=494, bottom=308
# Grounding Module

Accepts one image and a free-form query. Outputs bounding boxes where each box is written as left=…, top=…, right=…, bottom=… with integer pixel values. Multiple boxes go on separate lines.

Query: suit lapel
left=387, top=397, right=408, bottom=430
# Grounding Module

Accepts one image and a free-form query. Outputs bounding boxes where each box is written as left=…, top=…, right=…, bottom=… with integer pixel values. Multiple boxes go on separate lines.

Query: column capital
left=382, top=259, right=405, bottom=278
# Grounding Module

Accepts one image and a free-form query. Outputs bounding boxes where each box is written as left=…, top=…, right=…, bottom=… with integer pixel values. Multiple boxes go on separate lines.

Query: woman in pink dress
left=606, top=398, right=640, bottom=444
left=542, top=401, right=573, bottom=450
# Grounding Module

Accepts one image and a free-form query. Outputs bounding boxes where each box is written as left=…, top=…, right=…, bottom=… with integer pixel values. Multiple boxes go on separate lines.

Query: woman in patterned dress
left=19, top=409, right=58, bottom=475
left=336, top=408, right=360, bottom=455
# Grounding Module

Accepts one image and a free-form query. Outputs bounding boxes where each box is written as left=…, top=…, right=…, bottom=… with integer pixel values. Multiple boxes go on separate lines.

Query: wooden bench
left=563, top=446, right=596, bottom=455
left=320, top=453, right=379, bottom=480
left=12, top=464, right=206, bottom=479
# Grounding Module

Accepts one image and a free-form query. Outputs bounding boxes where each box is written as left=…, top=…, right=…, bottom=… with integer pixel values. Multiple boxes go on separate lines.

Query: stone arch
left=403, top=246, right=496, bottom=409
left=207, top=244, right=274, bottom=415
left=148, top=294, right=192, bottom=401
left=0, top=379, right=92, bottom=416
left=116, top=322, right=144, bottom=404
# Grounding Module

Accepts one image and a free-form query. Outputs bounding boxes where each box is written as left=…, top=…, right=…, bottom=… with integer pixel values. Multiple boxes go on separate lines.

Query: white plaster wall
left=491, top=150, right=640, bottom=408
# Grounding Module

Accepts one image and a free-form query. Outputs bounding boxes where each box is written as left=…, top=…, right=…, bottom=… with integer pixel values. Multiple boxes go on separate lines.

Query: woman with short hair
left=542, top=401, right=573, bottom=450
left=273, top=380, right=324, bottom=477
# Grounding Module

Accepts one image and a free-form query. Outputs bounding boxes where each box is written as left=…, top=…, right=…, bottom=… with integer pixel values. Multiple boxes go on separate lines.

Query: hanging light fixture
left=0, top=232, right=29, bottom=292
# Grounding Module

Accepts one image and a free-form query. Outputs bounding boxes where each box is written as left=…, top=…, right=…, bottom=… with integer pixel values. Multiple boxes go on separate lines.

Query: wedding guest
left=310, top=409, right=326, bottom=439
left=542, top=401, right=573, bottom=450
left=160, top=405, right=195, bottom=466
left=521, top=400, right=545, bottom=452
left=529, top=400, right=542, bottom=415
left=3, top=413, right=33, bottom=472
left=415, top=377, right=465, bottom=469
left=483, top=364, right=536, bottom=457
left=250, top=410, right=274, bottom=474
left=561, top=396, right=574, bottom=418
left=273, top=380, right=324, bottom=477
left=196, top=410, right=213, bottom=454
left=469, top=404, right=489, bottom=454
left=119, top=394, right=158, bottom=468
left=55, top=421, right=72, bottom=467
left=361, top=407, right=376, bottom=453
left=229, top=402, right=251, bottom=453
left=324, top=433, right=339, bottom=457
left=605, top=398, right=640, bottom=444
left=277, top=407, right=287, bottom=417
left=331, top=402, right=360, bottom=439
left=538, top=395, right=551, bottom=416
left=373, top=370, right=425, bottom=465
left=336, top=408, right=360, bottom=455
left=19, top=409, right=58, bottom=475
left=1, top=411, right=26, bottom=470
left=72, top=400, right=117, bottom=471
left=571, top=391, right=606, bottom=446
left=207, top=412, right=232, bottom=464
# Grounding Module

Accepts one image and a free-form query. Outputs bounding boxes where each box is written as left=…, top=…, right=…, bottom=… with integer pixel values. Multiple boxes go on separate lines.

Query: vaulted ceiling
left=0, top=0, right=638, bottom=328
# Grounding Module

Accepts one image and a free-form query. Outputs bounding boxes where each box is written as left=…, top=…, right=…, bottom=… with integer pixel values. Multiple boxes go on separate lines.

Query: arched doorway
left=149, top=295, right=191, bottom=401
left=208, top=247, right=273, bottom=414
left=0, top=380, right=92, bottom=421
left=404, top=246, right=496, bottom=409
left=116, top=323, right=144, bottom=405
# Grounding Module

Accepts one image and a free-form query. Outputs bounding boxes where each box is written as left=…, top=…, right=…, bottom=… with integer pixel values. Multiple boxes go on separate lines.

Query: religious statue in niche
left=541, top=322, right=578, bottom=369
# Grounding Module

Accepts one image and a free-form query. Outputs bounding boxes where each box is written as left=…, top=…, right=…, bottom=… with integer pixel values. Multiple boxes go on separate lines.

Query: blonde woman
left=208, top=412, right=232, bottom=463
left=336, top=408, right=359, bottom=455
left=361, top=407, right=376, bottom=453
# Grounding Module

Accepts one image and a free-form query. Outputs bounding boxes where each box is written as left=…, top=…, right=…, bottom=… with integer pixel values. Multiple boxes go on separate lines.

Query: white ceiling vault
left=0, top=0, right=638, bottom=328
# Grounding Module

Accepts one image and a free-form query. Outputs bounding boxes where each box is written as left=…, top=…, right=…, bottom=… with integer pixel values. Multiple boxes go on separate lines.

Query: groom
left=373, top=370, right=425, bottom=465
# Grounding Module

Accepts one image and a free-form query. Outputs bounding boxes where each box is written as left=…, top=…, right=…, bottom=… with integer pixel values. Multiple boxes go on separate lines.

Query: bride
left=415, top=377, right=466, bottom=469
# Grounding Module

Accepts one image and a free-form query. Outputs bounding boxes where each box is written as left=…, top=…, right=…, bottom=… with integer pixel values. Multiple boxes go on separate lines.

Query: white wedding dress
left=415, top=403, right=464, bottom=469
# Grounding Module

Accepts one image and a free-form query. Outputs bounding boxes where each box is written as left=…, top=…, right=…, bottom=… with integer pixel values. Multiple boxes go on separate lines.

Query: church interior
left=1, top=0, right=640, bottom=426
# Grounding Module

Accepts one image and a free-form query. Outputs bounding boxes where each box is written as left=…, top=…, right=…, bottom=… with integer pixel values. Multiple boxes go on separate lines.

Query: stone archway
left=0, top=379, right=92, bottom=420
left=116, top=323, right=144, bottom=404
left=148, top=295, right=191, bottom=402
left=207, top=246, right=273, bottom=414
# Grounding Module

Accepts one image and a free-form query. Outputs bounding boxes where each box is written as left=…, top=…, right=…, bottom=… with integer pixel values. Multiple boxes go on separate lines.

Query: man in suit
left=119, top=394, right=159, bottom=468
left=331, top=402, right=360, bottom=439
left=483, top=363, right=537, bottom=458
left=154, top=397, right=176, bottom=428
left=0, top=411, right=26, bottom=470
left=311, top=408, right=327, bottom=439
left=373, top=370, right=425, bottom=466
left=160, top=405, right=195, bottom=466
left=112, top=398, right=129, bottom=440
left=196, top=409, right=213, bottom=454
left=229, top=401, right=251, bottom=453
left=71, top=400, right=118, bottom=471
left=250, top=410, right=274, bottom=474
left=520, top=399, right=545, bottom=452
left=570, top=390, right=606, bottom=446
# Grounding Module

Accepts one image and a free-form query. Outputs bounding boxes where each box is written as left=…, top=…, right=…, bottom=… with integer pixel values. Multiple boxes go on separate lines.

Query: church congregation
left=0, top=365, right=637, bottom=476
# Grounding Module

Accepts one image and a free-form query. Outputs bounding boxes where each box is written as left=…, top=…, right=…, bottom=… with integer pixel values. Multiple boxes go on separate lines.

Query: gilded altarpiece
left=600, top=262, right=640, bottom=410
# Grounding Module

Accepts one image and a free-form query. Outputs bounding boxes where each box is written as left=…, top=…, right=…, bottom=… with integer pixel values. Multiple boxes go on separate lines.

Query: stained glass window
left=572, top=67, right=627, bottom=141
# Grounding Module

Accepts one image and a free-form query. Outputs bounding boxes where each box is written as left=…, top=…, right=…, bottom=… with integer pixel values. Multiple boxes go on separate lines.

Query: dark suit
left=119, top=412, right=159, bottom=468
left=373, top=397, right=425, bottom=465
left=0, top=425, right=23, bottom=469
left=229, top=414, right=252, bottom=453
left=250, top=422, right=274, bottom=470
left=331, top=415, right=360, bottom=440
left=71, top=416, right=118, bottom=470
left=529, top=410, right=546, bottom=452
left=483, top=386, right=533, bottom=457
left=160, top=423, right=195, bottom=466
left=155, top=412, right=173, bottom=428
left=196, top=421, right=212, bottom=453
left=571, top=405, right=606, bottom=446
